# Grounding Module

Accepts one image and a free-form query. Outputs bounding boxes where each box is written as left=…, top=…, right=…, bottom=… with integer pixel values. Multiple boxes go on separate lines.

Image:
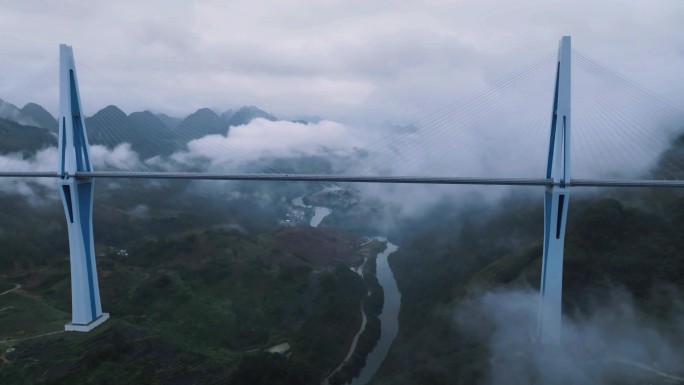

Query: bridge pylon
left=538, top=36, right=571, bottom=345
left=58, top=44, right=109, bottom=332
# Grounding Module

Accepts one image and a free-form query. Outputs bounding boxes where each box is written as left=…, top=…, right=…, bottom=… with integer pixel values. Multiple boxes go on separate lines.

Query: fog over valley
left=2, top=1, right=684, bottom=384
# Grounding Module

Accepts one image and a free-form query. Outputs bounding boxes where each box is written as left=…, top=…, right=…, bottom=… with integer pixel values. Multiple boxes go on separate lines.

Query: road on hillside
left=0, top=283, right=20, bottom=296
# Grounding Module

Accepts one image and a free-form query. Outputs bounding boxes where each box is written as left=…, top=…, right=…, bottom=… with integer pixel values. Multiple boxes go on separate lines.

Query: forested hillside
left=373, top=135, right=684, bottom=384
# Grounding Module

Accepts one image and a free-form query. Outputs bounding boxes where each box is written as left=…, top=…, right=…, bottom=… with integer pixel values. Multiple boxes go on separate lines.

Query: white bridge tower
left=538, top=36, right=571, bottom=344
left=58, top=44, right=109, bottom=332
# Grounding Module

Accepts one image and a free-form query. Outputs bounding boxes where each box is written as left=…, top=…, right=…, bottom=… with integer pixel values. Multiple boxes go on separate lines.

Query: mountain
left=128, top=111, right=171, bottom=133
left=158, top=105, right=279, bottom=142
left=155, top=112, right=182, bottom=129
left=0, top=117, right=56, bottom=155
left=0, top=98, right=22, bottom=122
left=0, top=99, right=58, bottom=132
left=20, top=103, right=58, bottom=132
left=85, top=104, right=131, bottom=145
left=228, top=106, right=276, bottom=127
left=0, top=100, right=281, bottom=158
left=176, top=108, right=226, bottom=141
left=128, top=110, right=180, bottom=156
left=220, top=109, right=234, bottom=125
left=85, top=105, right=177, bottom=158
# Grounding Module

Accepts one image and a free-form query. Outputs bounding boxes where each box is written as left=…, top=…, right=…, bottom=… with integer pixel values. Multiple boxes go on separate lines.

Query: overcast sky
left=1, top=0, right=683, bottom=125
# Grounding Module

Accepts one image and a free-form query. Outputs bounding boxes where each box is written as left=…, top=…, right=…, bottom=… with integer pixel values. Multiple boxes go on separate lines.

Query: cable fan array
left=0, top=48, right=683, bottom=182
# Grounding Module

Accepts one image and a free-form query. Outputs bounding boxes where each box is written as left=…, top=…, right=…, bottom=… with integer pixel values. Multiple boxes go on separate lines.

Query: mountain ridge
left=0, top=99, right=279, bottom=158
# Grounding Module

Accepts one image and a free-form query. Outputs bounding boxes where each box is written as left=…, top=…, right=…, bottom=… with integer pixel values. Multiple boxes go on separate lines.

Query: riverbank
left=322, top=303, right=368, bottom=385
left=348, top=241, right=400, bottom=385
left=325, top=240, right=400, bottom=385
left=292, top=191, right=401, bottom=385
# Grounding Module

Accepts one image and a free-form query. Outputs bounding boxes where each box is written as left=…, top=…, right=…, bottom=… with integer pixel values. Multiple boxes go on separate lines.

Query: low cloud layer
left=0, top=144, right=144, bottom=201
left=2, top=1, right=684, bottom=123
left=172, top=118, right=361, bottom=171
left=4, top=100, right=675, bottom=218
left=90, top=143, right=143, bottom=170
left=455, top=288, right=684, bottom=385
left=0, top=147, right=58, bottom=201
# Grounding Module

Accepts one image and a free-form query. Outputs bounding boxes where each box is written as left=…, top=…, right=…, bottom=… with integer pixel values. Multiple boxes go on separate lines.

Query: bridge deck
left=1, top=171, right=684, bottom=188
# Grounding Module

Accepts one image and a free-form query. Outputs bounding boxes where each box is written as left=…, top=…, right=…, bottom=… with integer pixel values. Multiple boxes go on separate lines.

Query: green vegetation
left=230, top=352, right=318, bottom=385
left=330, top=242, right=385, bottom=385
left=0, top=291, right=68, bottom=340
left=0, top=117, right=56, bottom=155
left=2, top=321, right=236, bottom=385
left=0, top=186, right=369, bottom=384
left=296, top=265, right=367, bottom=376
left=371, top=191, right=684, bottom=384
left=3, top=104, right=684, bottom=384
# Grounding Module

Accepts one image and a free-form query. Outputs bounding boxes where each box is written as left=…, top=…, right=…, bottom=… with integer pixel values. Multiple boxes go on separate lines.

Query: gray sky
left=1, top=0, right=683, bottom=124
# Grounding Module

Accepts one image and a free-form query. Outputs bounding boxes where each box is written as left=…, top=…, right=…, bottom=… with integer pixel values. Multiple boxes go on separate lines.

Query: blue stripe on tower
left=78, top=182, right=97, bottom=320
left=73, top=119, right=90, bottom=171
left=69, top=70, right=81, bottom=116
left=546, top=122, right=556, bottom=179
left=62, top=186, right=74, bottom=223
left=546, top=62, right=561, bottom=179
left=69, top=71, right=85, bottom=172
left=61, top=118, right=66, bottom=175
left=541, top=191, right=552, bottom=297
left=556, top=195, right=565, bottom=239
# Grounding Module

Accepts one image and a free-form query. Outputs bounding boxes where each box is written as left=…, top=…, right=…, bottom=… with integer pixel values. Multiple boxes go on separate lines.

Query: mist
left=171, top=118, right=362, bottom=171
left=3, top=3, right=684, bottom=385
left=454, top=287, right=684, bottom=385
left=0, top=143, right=144, bottom=202
left=5, top=26, right=684, bottom=222
left=4, top=46, right=684, bottom=226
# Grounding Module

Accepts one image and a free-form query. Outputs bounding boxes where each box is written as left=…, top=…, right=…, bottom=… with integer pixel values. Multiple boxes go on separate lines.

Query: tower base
left=65, top=313, right=110, bottom=332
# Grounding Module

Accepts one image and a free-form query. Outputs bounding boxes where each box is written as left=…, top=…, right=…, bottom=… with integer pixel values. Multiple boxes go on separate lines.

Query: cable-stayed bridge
left=1, top=36, right=683, bottom=344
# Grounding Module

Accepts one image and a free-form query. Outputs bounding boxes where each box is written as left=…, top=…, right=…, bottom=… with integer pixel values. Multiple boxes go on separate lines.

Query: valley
left=1, top=98, right=684, bottom=384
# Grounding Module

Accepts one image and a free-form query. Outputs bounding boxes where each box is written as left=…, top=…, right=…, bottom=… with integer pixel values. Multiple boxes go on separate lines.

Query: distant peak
left=102, top=105, right=125, bottom=112
left=128, top=110, right=156, bottom=118
left=21, top=102, right=54, bottom=116
left=228, top=105, right=277, bottom=126
left=21, top=102, right=43, bottom=109
left=192, top=107, right=219, bottom=116
left=96, top=105, right=127, bottom=115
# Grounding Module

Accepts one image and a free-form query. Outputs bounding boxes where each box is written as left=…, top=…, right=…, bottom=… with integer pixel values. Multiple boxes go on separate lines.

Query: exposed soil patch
left=274, top=227, right=363, bottom=269
left=24, top=271, right=57, bottom=289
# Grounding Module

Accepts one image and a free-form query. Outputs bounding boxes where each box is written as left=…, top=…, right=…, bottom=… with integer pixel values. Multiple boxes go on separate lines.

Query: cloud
left=90, top=143, right=143, bottom=170
left=0, top=3, right=681, bottom=206
left=0, top=147, right=57, bottom=173
left=0, top=143, right=143, bottom=200
left=454, top=287, right=684, bottom=385
left=0, top=147, right=58, bottom=201
left=0, top=143, right=142, bottom=174
left=172, top=118, right=361, bottom=171
left=2, top=1, right=684, bottom=123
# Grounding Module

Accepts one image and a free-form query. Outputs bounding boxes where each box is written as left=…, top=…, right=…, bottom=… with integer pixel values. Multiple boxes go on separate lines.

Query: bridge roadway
left=1, top=171, right=684, bottom=188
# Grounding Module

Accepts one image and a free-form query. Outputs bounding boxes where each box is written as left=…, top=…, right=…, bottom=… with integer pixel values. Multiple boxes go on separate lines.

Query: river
left=292, top=196, right=332, bottom=228
left=310, top=207, right=333, bottom=227
left=349, top=239, right=400, bottom=385
left=293, top=195, right=401, bottom=385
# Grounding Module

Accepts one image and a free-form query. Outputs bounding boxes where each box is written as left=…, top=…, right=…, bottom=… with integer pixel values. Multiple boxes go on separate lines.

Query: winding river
left=349, top=239, right=400, bottom=385
left=292, top=194, right=401, bottom=385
